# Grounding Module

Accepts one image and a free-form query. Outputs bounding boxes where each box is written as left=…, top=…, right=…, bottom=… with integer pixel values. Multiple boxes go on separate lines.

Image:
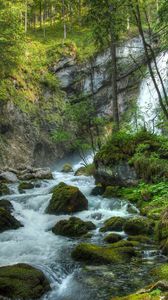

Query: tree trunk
left=25, top=0, right=28, bottom=33
left=130, top=0, right=168, bottom=119
left=110, top=38, right=120, bottom=131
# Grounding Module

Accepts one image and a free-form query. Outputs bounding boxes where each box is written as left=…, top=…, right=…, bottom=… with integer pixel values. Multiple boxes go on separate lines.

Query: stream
left=0, top=155, right=166, bottom=300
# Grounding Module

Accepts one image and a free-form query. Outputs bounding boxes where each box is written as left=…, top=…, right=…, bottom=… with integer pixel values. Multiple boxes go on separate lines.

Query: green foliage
left=95, top=130, right=168, bottom=183
left=0, top=1, right=24, bottom=77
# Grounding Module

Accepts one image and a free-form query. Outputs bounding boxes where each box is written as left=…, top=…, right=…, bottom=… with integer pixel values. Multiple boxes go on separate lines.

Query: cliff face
left=54, top=37, right=145, bottom=116
left=0, top=100, right=67, bottom=169
left=0, top=37, right=145, bottom=169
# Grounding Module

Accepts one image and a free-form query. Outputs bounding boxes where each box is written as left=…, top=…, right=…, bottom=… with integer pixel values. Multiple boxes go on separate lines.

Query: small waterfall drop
left=137, top=51, right=168, bottom=131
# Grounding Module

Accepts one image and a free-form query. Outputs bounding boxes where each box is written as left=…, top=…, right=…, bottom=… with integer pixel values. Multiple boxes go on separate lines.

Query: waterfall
left=137, top=51, right=168, bottom=131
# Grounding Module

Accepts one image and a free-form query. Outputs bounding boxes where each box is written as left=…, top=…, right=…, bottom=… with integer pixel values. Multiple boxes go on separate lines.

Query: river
left=0, top=156, right=165, bottom=300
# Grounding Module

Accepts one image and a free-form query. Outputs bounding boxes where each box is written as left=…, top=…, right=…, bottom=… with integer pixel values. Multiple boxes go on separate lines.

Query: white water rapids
left=137, top=51, right=168, bottom=131
left=0, top=156, right=165, bottom=299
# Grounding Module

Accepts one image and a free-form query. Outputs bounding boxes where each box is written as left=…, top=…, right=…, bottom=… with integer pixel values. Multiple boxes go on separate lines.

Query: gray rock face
left=53, top=37, right=145, bottom=117
left=0, top=171, right=18, bottom=183
left=94, top=162, right=138, bottom=187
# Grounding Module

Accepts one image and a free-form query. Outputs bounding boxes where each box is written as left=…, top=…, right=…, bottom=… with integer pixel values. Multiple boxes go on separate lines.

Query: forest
left=0, top=1, right=168, bottom=300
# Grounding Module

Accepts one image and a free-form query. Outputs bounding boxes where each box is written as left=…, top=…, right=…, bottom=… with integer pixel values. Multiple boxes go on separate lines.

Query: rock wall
left=0, top=37, right=146, bottom=169
left=53, top=37, right=145, bottom=116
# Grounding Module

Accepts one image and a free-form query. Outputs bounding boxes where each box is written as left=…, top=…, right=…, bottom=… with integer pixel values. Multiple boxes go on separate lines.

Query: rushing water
left=0, top=156, right=166, bottom=300
left=137, top=51, right=168, bottom=131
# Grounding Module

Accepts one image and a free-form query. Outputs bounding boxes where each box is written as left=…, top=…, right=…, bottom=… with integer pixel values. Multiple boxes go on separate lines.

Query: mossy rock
left=0, top=263, right=50, bottom=299
left=46, top=182, right=88, bottom=214
left=0, top=208, right=22, bottom=233
left=100, top=217, right=126, bottom=232
left=109, top=240, right=139, bottom=248
left=75, top=164, right=95, bottom=177
left=103, top=186, right=121, bottom=198
left=151, top=264, right=168, bottom=281
left=52, top=217, right=96, bottom=237
left=112, top=293, right=161, bottom=300
left=104, top=233, right=122, bottom=244
left=0, top=184, right=10, bottom=196
left=61, top=163, right=73, bottom=173
left=123, top=217, right=154, bottom=236
left=127, top=235, right=152, bottom=244
left=0, top=200, right=13, bottom=212
left=18, top=182, right=34, bottom=192
left=71, top=243, right=137, bottom=264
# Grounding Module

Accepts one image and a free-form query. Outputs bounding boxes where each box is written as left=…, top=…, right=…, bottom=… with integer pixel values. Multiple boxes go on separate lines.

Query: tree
left=128, top=0, right=168, bottom=120
left=86, top=0, right=128, bottom=131
left=0, top=1, right=24, bottom=77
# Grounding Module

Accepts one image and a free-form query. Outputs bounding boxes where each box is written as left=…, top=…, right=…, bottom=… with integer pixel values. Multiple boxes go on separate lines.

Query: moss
left=18, top=182, right=34, bottom=192
left=123, top=217, right=154, bottom=236
left=0, top=263, right=50, bottom=299
left=0, top=183, right=10, bottom=196
left=0, top=208, right=22, bottom=233
left=52, top=217, right=96, bottom=237
left=100, top=217, right=126, bottom=232
left=71, top=243, right=137, bottom=264
left=46, top=182, right=88, bottom=214
left=95, top=130, right=168, bottom=183
left=61, top=163, right=73, bottom=173
left=112, top=293, right=161, bottom=300
left=127, top=235, right=152, bottom=244
left=0, top=200, right=13, bottom=212
left=152, top=264, right=168, bottom=281
left=75, top=164, right=96, bottom=176
left=104, top=233, right=122, bottom=244
left=103, top=186, right=121, bottom=198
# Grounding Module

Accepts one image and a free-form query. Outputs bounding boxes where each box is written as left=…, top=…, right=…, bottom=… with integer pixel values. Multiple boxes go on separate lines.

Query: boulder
left=18, top=168, right=53, bottom=181
left=91, top=186, right=104, bottom=196
left=18, top=182, right=34, bottom=192
left=0, top=263, right=50, bottom=299
left=52, top=217, right=96, bottom=237
left=0, top=171, right=18, bottom=183
left=0, top=184, right=10, bottom=196
left=61, top=163, right=73, bottom=173
left=100, top=217, right=126, bottom=232
left=46, top=182, right=88, bottom=214
left=104, top=233, right=122, bottom=244
left=127, top=235, right=152, bottom=244
left=71, top=242, right=137, bottom=264
left=123, top=217, right=154, bottom=236
left=0, top=200, right=13, bottom=212
left=0, top=208, right=22, bottom=233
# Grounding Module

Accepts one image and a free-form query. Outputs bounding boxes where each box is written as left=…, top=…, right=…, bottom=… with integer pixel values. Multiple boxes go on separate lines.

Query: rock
left=103, top=186, right=120, bottom=198
left=0, top=184, right=10, bottom=196
left=18, top=181, right=34, bottom=192
left=0, top=171, right=18, bottom=183
left=75, top=164, right=96, bottom=177
left=0, top=200, right=13, bottom=212
left=46, top=182, right=88, bottom=214
left=91, top=186, right=104, bottom=196
left=91, top=212, right=102, bottom=220
left=52, top=217, right=96, bottom=237
left=0, top=263, right=50, bottom=299
left=18, top=168, right=53, bottom=181
left=127, top=235, right=152, bottom=244
left=75, top=167, right=88, bottom=176
left=123, top=217, right=154, bottom=236
left=0, top=208, right=22, bottom=233
left=61, top=163, right=73, bottom=173
left=94, top=162, right=138, bottom=188
left=100, top=217, right=126, bottom=232
left=104, top=233, right=122, bottom=244
left=71, top=243, right=137, bottom=264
